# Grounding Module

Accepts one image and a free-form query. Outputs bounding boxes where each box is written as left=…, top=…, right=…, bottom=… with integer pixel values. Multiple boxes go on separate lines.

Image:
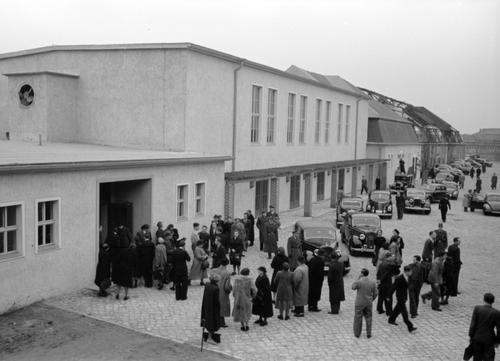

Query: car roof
left=296, top=220, right=334, bottom=230
left=341, top=197, right=363, bottom=202
left=407, top=188, right=426, bottom=192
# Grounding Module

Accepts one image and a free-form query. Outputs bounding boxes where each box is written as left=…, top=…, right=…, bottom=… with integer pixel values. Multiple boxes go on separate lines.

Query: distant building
left=463, top=128, right=500, bottom=160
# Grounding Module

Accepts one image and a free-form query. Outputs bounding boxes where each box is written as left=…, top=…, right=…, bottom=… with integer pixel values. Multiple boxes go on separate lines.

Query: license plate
left=376, top=210, right=382, bottom=214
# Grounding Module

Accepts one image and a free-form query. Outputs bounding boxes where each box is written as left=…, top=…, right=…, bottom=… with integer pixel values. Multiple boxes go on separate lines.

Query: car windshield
left=407, top=190, right=426, bottom=198
left=304, top=228, right=336, bottom=240
left=352, top=216, right=380, bottom=227
left=370, top=192, right=390, bottom=201
left=341, top=200, right=362, bottom=209
left=487, top=195, right=500, bottom=202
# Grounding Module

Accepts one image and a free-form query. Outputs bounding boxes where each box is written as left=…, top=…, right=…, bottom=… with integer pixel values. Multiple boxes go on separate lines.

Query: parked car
left=340, top=213, right=381, bottom=256
left=422, top=183, right=448, bottom=203
left=335, top=197, right=364, bottom=228
left=434, top=172, right=454, bottom=183
left=483, top=193, right=500, bottom=215
left=469, top=193, right=485, bottom=211
left=295, top=220, right=350, bottom=275
left=484, top=159, right=493, bottom=167
left=366, top=190, right=393, bottom=219
left=442, top=181, right=459, bottom=200
left=404, top=188, right=431, bottom=214
left=450, top=162, right=471, bottom=175
left=389, top=173, right=415, bottom=193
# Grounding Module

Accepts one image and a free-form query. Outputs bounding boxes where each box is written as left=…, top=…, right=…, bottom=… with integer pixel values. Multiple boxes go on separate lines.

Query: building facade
left=463, top=129, right=500, bottom=160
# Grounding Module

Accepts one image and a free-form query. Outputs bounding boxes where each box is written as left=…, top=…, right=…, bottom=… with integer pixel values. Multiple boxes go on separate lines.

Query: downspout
left=232, top=60, right=245, bottom=172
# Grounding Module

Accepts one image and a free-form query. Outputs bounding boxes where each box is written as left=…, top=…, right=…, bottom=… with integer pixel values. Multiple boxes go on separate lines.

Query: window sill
left=0, top=251, right=24, bottom=263
left=36, top=243, right=60, bottom=254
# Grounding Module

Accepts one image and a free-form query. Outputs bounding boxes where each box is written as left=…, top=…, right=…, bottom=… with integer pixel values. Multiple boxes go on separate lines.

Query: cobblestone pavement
left=46, top=164, right=500, bottom=361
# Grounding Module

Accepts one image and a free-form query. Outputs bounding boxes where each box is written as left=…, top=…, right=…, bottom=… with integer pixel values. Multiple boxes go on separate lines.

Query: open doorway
left=99, top=179, right=152, bottom=241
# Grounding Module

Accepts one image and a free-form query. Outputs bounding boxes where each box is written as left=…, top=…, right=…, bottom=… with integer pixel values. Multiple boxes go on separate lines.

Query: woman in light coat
left=232, top=268, right=256, bottom=331
left=210, top=258, right=232, bottom=327
left=189, top=240, right=209, bottom=285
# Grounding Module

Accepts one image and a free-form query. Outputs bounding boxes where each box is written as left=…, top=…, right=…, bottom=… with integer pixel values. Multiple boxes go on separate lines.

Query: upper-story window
left=337, top=103, right=343, bottom=143
left=251, top=85, right=262, bottom=143
left=299, top=96, right=307, bottom=144
left=325, top=101, right=331, bottom=144
left=266, top=89, right=277, bottom=144
left=315, top=99, right=322, bottom=144
left=345, top=105, right=351, bottom=143
left=177, top=184, right=188, bottom=220
left=286, top=93, right=296, bottom=144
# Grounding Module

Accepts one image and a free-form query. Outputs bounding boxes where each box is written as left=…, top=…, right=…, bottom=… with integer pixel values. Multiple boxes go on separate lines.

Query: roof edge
left=3, top=70, right=80, bottom=78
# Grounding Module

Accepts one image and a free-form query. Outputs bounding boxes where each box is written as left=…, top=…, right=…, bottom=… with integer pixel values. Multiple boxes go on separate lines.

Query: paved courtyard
left=46, top=165, right=500, bottom=361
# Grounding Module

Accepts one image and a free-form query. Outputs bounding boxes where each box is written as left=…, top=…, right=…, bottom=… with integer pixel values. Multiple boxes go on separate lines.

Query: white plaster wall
left=367, top=144, right=421, bottom=186
left=233, top=182, right=255, bottom=218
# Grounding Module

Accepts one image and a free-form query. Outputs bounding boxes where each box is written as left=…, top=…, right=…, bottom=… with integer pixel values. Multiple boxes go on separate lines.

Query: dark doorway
left=290, top=175, right=301, bottom=209
left=338, top=168, right=345, bottom=191
left=255, top=179, right=269, bottom=216
left=316, top=172, right=325, bottom=201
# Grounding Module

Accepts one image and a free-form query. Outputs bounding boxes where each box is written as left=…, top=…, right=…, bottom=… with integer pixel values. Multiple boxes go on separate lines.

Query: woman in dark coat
left=135, top=224, right=155, bottom=288
left=270, top=247, right=289, bottom=302
left=95, top=226, right=112, bottom=297
left=327, top=252, right=345, bottom=314
left=110, top=225, right=134, bottom=300
left=201, top=273, right=221, bottom=344
left=252, top=266, right=273, bottom=326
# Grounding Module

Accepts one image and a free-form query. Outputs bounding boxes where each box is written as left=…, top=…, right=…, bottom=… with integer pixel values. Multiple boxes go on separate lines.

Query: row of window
left=176, top=182, right=206, bottom=220
left=251, top=86, right=351, bottom=145
left=0, top=199, right=60, bottom=261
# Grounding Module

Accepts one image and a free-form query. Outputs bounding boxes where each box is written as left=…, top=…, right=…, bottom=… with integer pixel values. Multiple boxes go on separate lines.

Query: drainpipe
left=232, top=60, right=245, bottom=172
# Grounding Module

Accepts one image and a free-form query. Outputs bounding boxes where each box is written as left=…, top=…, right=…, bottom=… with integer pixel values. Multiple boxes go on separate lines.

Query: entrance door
left=255, top=179, right=269, bottom=215
left=368, top=165, right=374, bottom=190
left=290, top=175, right=301, bottom=209
left=338, top=168, right=345, bottom=191
left=380, top=163, right=388, bottom=189
left=316, top=172, right=325, bottom=201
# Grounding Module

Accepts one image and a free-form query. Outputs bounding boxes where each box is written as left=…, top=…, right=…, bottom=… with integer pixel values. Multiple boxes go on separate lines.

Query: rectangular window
left=194, top=182, right=206, bottom=216
left=177, top=185, right=188, bottom=219
left=266, top=89, right=277, bottom=144
left=337, top=103, right=343, bottom=143
left=345, top=105, right=351, bottom=143
left=325, top=101, right=331, bottom=144
left=315, top=99, right=322, bottom=144
left=286, top=93, right=296, bottom=144
left=316, top=172, right=325, bottom=201
left=251, top=85, right=262, bottom=143
left=36, top=199, right=59, bottom=249
left=299, top=96, right=307, bottom=144
left=0, top=204, right=22, bottom=259
left=290, top=175, right=301, bottom=209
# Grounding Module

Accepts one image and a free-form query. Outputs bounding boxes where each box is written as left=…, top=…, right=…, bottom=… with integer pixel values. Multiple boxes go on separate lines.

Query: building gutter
left=231, top=60, right=245, bottom=172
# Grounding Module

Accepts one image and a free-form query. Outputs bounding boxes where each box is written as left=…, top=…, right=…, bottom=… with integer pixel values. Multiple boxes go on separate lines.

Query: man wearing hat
left=171, top=239, right=191, bottom=301
left=307, top=249, right=325, bottom=312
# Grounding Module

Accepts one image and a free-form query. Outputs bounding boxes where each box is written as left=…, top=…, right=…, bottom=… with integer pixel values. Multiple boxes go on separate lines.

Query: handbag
left=463, top=343, right=473, bottom=361
left=201, top=259, right=210, bottom=270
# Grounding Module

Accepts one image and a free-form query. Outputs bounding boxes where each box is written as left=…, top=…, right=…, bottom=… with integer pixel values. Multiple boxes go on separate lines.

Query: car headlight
left=387, top=205, right=392, bottom=211
left=366, top=204, right=371, bottom=210
left=342, top=212, right=347, bottom=216
left=484, top=204, right=491, bottom=210
left=359, top=234, right=366, bottom=240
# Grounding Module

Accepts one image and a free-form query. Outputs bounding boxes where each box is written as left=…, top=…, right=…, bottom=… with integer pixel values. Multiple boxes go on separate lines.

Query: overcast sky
left=1, top=0, right=498, bottom=134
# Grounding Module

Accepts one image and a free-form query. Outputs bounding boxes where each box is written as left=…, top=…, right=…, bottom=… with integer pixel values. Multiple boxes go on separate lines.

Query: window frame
left=0, top=201, right=24, bottom=262
left=194, top=181, right=207, bottom=217
left=34, top=197, right=61, bottom=253
left=250, top=85, right=262, bottom=144
left=337, top=103, right=343, bottom=144
left=325, top=101, right=331, bottom=144
left=299, top=95, right=308, bottom=144
left=314, top=98, right=322, bottom=144
left=266, top=88, right=277, bottom=145
left=345, top=104, right=351, bottom=143
left=286, top=92, right=296, bottom=145
left=176, top=183, right=189, bottom=221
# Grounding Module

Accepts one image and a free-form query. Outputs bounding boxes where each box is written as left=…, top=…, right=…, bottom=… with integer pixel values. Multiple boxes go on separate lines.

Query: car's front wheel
left=425, top=210, right=431, bottom=215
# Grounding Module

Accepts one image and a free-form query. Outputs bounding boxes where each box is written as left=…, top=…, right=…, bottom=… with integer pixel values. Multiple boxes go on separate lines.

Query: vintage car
left=340, top=213, right=381, bottom=256
left=422, top=183, right=448, bottom=203
left=470, top=193, right=485, bottom=211
left=366, top=190, right=393, bottom=219
left=404, top=188, right=431, bottom=214
left=335, top=197, right=364, bottom=228
left=295, top=220, right=350, bottom=275
left=442, top=181, right=459, bottom=200
left=434, top=172, right=454, bottom=183
left=389, top=173, right=415, bottom=193
left=483, top=193, right=500, bottom=215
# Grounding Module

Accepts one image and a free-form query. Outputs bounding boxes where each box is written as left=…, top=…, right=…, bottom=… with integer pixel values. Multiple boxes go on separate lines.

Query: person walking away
left=211, top=258, right=232, bottom=327
left=388, top=266, right=418, bottom=333
left=135, top=224, right=155, bottom=288
left=434, top=223, right=448, bottom=258
left=229, top=230, right=244, bottom=275
left=408, top=256, right=424, bottom=318
left=361, top=176, right=369, bottom=194
left=246, top=210, right=255, bottom=247
left=447, top=237, right=462, bottom=297
left=232, top=268, right=256, bottom=331
left=201, top=273, right=221, bottom=345
left=252, top=267, right=273, bottom=326
left=270, top=247, right=289, bottom=303
left=287, top=229, right=302, bottom=271
left=468, top=293, right=500, bottom=361
left=189, top=240, right=209, bottom=286
left=459, top=173, right=466, bottom=189
left=372, top=229, right=387, bottom=267
left=421, top=231, right=435, bottom=281
left=492, top=173, right=498, bottom=190
left=212, top=236, right=228, bottom=269
left=352, top=268, right=378, bottom=338
left=476, top=176, right=483, bottom=193
left=199, top=225, right=210, bottom=253
left=110, top=225, right=134, bottom=300
left=292, top=256, right=309, bottom=317
left=95, top=226, right=112, bottom=297
left=396, top=192, right=405, bottom=220
left=375, top=177, right=381, bottom=191
left=171, top=239, right=191, bottom=301
left=191, top=223, right=201, bottom=254
left=307, top=249, right=325, bottom=312
left=275, top=262, right=293, bottom=320
left=477, top=167, right=482, bottom=179
left=153, top=237, right=168, bottom=290
left=256, top=211, right=267, bottom=252
left=438, top=195, right=451, bottom=223
left=440, top=254, right=454, bottom=306
left=327, top=252, right=345, bottom=315
left=421, top=251, right=445, bottom=311
left=463, top=189, right=473, bottom=212
left=376, top=252, right=394, bottom=315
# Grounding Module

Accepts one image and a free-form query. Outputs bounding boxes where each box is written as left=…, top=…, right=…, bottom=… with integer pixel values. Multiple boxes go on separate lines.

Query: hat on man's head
left=257, top=266, right=267, bottom=273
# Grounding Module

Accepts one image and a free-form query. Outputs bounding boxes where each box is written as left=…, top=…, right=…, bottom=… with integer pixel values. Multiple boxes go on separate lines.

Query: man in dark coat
left=421, top=231, right=435, bottom=281
left=396, top=192, right=405, bottom=220
left=477, top=167, right=482, bottom=178
left=372, top=229, right=387, bottom=267
left=376, top=253, right=394, bottom=315
left=492, top=173, right=498, bottom=190
left=135, top=224, right=155, bottom=288
left=256, top=211, right=267, bottom=252
left=201, top=273, right=221, bottom=345
left=246, top=210, right=255, bottom=246
left=199, top=225, right=210, bottom=253
left=408, top=256, right=424, bottom=318
left=95, top=226, right=112, bottom=297
left=252, top=266, right=273, bottom=325
left=375, top=177, right=381, bottom=190
left=171, top=239, right=191, bottom=301
left=212, top=237, right=228, bottom=269
left=388, top=266, right=417, bottom=333
left=438, top=195, right=451, bottom=223
left=434, top=223, right=448, bottom=258
left=468, top=293, right=500, bottom=361
left=110, top=225, right=134, bottom=300
left=327, top=252, right=345, bottom=314
left=477, top=176, right=483, bottom=193
left=447, top=237, right=462, bottom=297
left=307, top=250, right=325, bottom=312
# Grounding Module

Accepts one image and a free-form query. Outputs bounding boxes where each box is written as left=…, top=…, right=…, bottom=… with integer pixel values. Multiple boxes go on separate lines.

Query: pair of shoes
left=408, top=327, right=418, bottom=333
left=231, top=272, right=236, bottom=276
left=254, top=319, right=262, bottom=324
left=410, top=315, right=417, bottom=319
left=388, top=321, right=398, bottom=326
left=367, top=335, right=372, bottom=339
left=123, top=296, right=129, bottom=301
left=354, top=335, right=360, bottom=338
left=421, top=295, right=426, bottom=304
left=432, top=307, right=442, bottom=312
left=284, top=316, right=290, bottom=320
left=440, top=301, right=448, bottom=305
left=259, top=320, right=268, bottom=326
left=294, top=313, right=304, bottom=317
left=277, top=315, right=283, bottom=320
left=309, top=308, right=321, bottom=312
left=243, top=326, right=249, bottom=332
left=328, top=311, right=338, bottom=315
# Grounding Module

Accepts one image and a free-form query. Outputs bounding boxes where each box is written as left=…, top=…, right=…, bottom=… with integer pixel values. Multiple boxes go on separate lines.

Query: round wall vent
left=19, top=84, right=34, bottom=106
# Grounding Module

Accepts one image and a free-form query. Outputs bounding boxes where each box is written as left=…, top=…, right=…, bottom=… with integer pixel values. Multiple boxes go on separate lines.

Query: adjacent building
left=463, top=128, right=500, bottom=160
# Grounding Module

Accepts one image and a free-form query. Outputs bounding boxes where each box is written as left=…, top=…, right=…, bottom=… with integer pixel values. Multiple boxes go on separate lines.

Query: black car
left=340, top=213, right=381, bottom=256
left=470, top=193, right=485, bottom=212
left=366, top=190, right=393, bottom=219
left=404, top=188, right=431, bottom=215
left=422, top=183, right=448, bottom=203
left=335, top=197, right=364, bottom=228
left=389, top=174, right=414, bottom=193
